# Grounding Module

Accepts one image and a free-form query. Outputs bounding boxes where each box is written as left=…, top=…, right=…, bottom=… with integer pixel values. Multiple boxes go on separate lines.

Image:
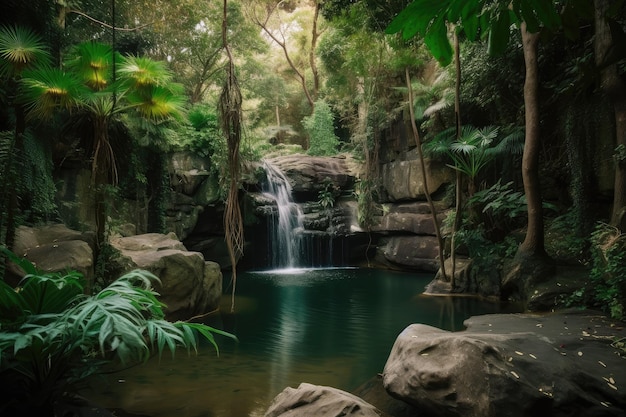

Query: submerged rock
left=382, top=310, right=626, bottom=417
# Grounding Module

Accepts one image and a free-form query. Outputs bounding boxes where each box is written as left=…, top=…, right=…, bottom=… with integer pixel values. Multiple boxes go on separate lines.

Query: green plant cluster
left=564, top=223, right=626, bottom=320
left=467, top=180, right=527, bottom=238
left=303, top=100, right=340, bottom=156
left=588, top=224, right=625, bottom=320
left=0, top=247, right=236, bottom=416
left=317, top=178, right=339, bottom=210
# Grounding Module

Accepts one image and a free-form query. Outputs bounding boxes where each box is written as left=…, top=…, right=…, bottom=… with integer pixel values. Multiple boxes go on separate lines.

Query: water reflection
left=83, top=268, right=521, bottom=417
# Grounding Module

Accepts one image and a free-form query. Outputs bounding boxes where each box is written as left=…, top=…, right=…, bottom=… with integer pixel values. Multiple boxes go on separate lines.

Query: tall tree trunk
left=405, top=68, right=447, bottom=282
left=450, top=29, right=462, bottom=286
left=517, top=23, right=548, bottom=259
left=595, top=0, right=626, bottom=229
left=309, top=1, right=321, bottom=98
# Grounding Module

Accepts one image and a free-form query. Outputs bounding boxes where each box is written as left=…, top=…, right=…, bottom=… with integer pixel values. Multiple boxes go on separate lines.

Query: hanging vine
left=219, top=0, right=244, bottom=312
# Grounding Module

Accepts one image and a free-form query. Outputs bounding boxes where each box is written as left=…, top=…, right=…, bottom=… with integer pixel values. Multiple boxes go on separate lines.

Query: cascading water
left=262, top=161, right=304, bottom=270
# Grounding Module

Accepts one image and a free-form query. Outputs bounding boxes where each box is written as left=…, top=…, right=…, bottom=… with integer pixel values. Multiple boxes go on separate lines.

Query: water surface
left=84, top=268, right=520, bottom=417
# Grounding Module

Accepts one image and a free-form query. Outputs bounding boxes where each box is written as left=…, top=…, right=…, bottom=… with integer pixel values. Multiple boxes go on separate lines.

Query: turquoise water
left=84, top=268, right=520, bottom=417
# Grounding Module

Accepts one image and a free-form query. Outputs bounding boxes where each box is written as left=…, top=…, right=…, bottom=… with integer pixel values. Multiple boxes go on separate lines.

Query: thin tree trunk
left=595, top=0, right=626, bottom=229
left=405, top=68, right=447, bottom=282
left=518, top=23, right=547, bottom=258
left=309, top=1, right=321, bottom=98
left=450, top=29, right=462, bottom=287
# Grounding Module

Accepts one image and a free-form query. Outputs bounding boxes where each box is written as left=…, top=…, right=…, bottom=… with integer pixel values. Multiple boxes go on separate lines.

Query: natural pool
left=83, top=268, right=521, bottom=417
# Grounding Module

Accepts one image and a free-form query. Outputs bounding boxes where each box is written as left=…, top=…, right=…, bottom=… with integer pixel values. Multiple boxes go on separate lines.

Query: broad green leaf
left=516, top=0, right=541, bottom=33
left=386, top=0, right=451, bottom=40
left=463, top=14, right=480, bottom=41
left=487, top=9, right=511, bottom=56
left=424, top=15, right=453, bottom=66
left=528, top=0, right=561, bottom=30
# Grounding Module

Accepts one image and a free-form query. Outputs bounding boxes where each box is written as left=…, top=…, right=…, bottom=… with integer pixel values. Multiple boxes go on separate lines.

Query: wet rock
left=266, top=154, right=355, bottom=195
left=265, top=382, right=383, bottom=417
left=8, top=224, right=95, bottom=286
left=377, top=236, right=440, bottom=272
left=382, top=311, right=626, bottom=417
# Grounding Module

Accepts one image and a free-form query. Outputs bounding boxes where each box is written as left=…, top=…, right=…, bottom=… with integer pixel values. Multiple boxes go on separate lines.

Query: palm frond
left=0, top=25, right=50, bottom=77
left=65, top=41, right=114, bottom=91
left=17, top=271, right=84, bottom=315
left=117, top=55, right=173, bottom=88
left=490, top=125, right=525, bottom=156
left=20, top=67, right=85, bottom=119
left=126, top=84, right=186, bottom=122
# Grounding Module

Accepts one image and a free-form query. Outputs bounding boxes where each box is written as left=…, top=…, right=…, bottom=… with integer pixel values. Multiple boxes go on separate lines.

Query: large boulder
left=377, top=236, right=440, bottom=272
left=265, top=382, right=384, bottom=417
left=169, top=152, right=212, bottom=196
left=110, top=233, right=222, bottom=321
left=8, top=224, right=95, bottom=286
left=382, top=311, right=626, bottom=417
left=373, top=202, right=448, bottom=235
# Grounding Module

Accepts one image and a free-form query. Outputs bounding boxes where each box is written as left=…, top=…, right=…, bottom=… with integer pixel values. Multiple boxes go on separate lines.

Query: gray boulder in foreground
left=264, top=382, right=383, bottom=417
left=382, top=310, right=626, bottom=417
left=110, top=232, right=222, bottom=321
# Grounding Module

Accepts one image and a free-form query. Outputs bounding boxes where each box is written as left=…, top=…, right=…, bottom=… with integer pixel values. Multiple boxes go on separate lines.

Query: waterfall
left=262, top=161, right=304, bottom=270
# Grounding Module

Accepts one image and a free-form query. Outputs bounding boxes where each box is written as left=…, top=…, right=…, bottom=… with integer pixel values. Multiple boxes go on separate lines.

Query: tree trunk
left=405, top=68, right=447, bottom=282
left=595, top=0, right=626, bottom=229
left=309, top=1, right=321, bottom=99
left=517, top=23, right=548, bottom=259
left=451, top=29, right=462, bottom=286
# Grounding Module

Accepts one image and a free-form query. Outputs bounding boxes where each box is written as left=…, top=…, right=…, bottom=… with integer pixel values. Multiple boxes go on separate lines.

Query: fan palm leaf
left=0, top=25, right=50, bottom=78
left=65, top=41, right=116, bottom=91
left=117, top=55, right=173, bottom=88
left=126, top=84, right=186, bottom=122
left=20, top=67, right=85, bottom=119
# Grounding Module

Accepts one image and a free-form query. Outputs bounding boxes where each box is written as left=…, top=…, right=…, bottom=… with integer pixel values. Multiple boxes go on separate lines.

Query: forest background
left=0, top=0, right=625, bottom=321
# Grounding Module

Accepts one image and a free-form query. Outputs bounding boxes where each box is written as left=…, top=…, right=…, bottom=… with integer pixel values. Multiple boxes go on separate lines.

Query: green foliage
left=453, top=223, right=519, bottom=272
left=21, top=131, right=58, bottom=222
left=467, top=180, right=527, bottom=235
left=303, top=100, right=340, bottom=156
left=317, top=178, right=339, bottom=210
left=0, top=248, right=236, bottom=415
left=588, top=224, right=626, bottom=320
left=178, top=104, right=224, bottom=158
left=426, top=125, right=524, bottom=183
left=614, top=144, right=626, bottom=166
left=0, top=25, right=51, bottom=78
left=353, top=179, right=372, bottom=229
left=545, top=208, right=589, bottom=262
left=385, top=0, right=573, bottom=66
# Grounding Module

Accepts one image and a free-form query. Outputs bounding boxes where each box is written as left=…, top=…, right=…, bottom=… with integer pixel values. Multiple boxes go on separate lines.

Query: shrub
left=0, top=248, right=235, bottom=415
left=303, top=100, right=340, bottom=156
left=588, top=223, right=626, bottom=320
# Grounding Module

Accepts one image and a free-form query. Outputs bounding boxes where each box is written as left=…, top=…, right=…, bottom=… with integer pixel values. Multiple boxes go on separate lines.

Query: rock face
left=380, top=158, right=452, bottom=202
left=382, top=311, right=626, bottom=417
left=265, top=154, right=355, bottom=198
left=110, top=233, right=222, bottom=321
left=265, top=382, right=383, bottom=417
left=8, top=224, right=95, bottom=286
